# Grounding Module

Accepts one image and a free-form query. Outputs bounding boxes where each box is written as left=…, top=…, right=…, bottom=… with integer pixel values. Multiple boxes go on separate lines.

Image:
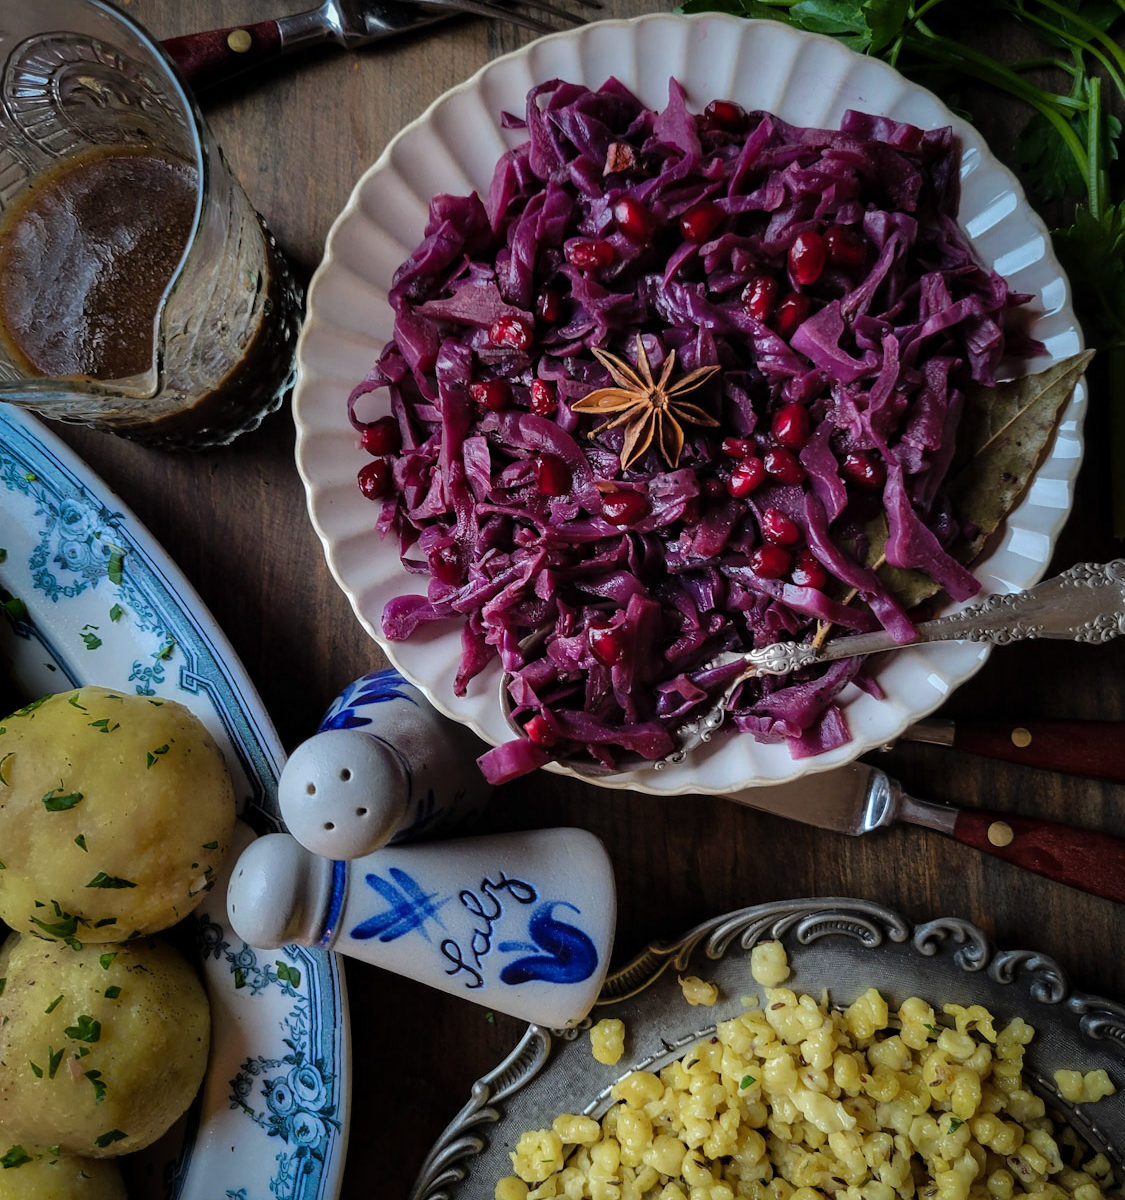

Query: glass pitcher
left=0, top=0, right=303, bottom=450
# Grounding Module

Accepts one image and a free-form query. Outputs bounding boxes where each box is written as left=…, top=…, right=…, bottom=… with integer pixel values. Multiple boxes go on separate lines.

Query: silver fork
left=161, top=0, right=597, bottom=91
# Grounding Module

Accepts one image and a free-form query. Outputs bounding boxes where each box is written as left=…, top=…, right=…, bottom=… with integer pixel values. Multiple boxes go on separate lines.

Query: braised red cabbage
left=350, top=78, right=1027, bottom=784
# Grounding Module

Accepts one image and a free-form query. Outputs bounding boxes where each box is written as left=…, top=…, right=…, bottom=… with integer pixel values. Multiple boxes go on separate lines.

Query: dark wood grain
left=35, top=2, right=1125, bottom=1197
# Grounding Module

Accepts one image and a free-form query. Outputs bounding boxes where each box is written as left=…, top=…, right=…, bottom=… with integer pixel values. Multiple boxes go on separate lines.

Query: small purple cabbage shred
left=350, top=78, right=1030, bottom=785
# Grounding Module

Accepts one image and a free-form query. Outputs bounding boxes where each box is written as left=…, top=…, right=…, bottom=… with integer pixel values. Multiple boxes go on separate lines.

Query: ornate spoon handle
left=744, top=559, right=1125, bottom=676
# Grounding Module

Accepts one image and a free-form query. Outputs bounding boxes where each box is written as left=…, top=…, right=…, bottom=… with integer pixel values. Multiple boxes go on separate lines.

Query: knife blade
left=896, top=717, right=1125, bottom=783
left=728, top=762, right=1125, bottom=904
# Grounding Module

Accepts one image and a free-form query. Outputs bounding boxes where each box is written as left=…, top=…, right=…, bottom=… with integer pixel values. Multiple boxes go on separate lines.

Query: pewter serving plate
left=293, top=12, right=1086, bottom=798
left=410, top=899, right=1125, bottom=1200
left=0, top=406, right=349, bottom=1200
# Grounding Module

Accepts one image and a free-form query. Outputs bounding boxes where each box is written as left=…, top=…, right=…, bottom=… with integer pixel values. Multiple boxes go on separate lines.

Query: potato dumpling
left=0, top=1144, right=125, bottom=1198
left=0, top=933, right=210, bottom=1157
left=0, top=686, right=236, bottom=941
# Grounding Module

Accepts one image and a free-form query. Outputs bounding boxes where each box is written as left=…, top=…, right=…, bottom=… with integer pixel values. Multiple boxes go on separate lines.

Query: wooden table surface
left=41, top=2, right=1125, bottom=1196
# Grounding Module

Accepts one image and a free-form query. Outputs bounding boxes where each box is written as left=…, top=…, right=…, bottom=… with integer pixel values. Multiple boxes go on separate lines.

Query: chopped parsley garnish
left=47, top=1046, right=64, bottom=1079
left=740, top=1075, right=757, bottom=1089
left=86, top=873, right=137, bottom=890
left=94, top=1130, right=126, bottom=1149
left=109, top=603, right=123, bottom=622
left=28, top=1061, right=42, bottom=1078
left=275, top=962, right=301, bottom=988
left=146, top=743, right=170, bottom=768
left=103, top=985, right=121, bottom=1000
left=79, top=626, right=102, bottom=650
left=99, top=952, right=117, bottom=971
left=1, top=597, right=27, bottom=622
left=67, top=695, right=88, bottom=711
left=64, top=1015, right=101, bottom=1043
left=88, top=718, right=119, bottom=733
left=42, top=787, right=83, bottom=812
left=156, top=641, right=176, bottom=660
left=74, top=834, right=87, bottom=852
left=44, top=995, right=63, bottom=1014
left=107, top=550, right=125, bottom=585
left=86, top=1069, right=107, bottom=1103
left=202, top=841, right=219, bottom=850
left=0, top=1145, right=31, bottom=1169
left=949, top=1117, right=964, bottom=1132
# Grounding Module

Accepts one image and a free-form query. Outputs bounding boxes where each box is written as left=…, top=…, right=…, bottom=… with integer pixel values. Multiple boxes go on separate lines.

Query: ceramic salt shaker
left=278, top=668, right=493, bottom=859
left=226, top=826, right=617, bottom=1028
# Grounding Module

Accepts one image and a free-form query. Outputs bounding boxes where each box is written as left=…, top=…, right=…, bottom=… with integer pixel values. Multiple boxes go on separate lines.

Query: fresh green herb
left=74, top=834, right=87, bottom=852
left=98, top=952, right=117, bottom=970
left=94, top=1130, right=126, bottom=1149
left=1, top=597, right=27, bottom=622
left=93, top=918, right=117, bottom=928
left=28, top=1061, right=42, bottom=1079
left=67, top=695, right=88, bottom=711
left=0, top=1145, right=31, bottom=1169
left=156, top=640, right=176, bottom=660
left=88, top=717, right=119, bottom=733
left=44, top=995, right=63, bottom=1014
left=64, top=1015, right=101, bottom=1043
left=145, top=743, right=170, bottom=768
left=47, top=1046, right=64, bottom=1079
left=103, top=985, right=121, bottom=1000
left=86, top=873, right=137, bottom=890
left=30, top=905, right=81, bottom=940
left=42, top=786, right=83, bottom=812
left=106, top=549, right=125, bottom=586
left=949, top=1116, right=965, bottom=1132
left=275, top=962, right=301, bottom=989
left=86, top=1069, right=107, bottom=1103
left=678, top=0, right=1125, bottom=533
left=202, top=841, right=219, bottom=850
left=740, top=1074, right=757, bottom=1089
left=79, top=626, right=102, bottom=650
left=484, top=1010, right=496, bottom=1023
left=233, top=967, right=247, bottom=989
left=109, top=603, right=124, bottom=622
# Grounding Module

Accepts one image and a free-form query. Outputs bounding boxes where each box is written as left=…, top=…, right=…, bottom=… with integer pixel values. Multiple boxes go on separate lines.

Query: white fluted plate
left=293, top=13, right=1085, bottom=797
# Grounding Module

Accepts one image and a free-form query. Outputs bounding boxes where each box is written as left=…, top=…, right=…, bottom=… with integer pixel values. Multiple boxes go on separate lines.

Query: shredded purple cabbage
left=350, top=78, right=1028, bottom=784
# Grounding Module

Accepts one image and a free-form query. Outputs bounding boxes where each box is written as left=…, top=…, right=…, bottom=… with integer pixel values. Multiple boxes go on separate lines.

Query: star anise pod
left=571, top=336, right=721, bottom=470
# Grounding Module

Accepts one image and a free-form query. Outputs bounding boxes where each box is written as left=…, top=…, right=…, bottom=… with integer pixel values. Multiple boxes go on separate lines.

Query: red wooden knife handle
left=162, top=22, right=283, bottom=91
left=953, top=808, right=1125, bottom=904
left=951, top=719, right=1125, bottom=783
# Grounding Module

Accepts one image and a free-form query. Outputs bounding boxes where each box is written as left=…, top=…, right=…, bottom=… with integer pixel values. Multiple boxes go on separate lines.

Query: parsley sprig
left=679, top=0, right=1125, bottom=532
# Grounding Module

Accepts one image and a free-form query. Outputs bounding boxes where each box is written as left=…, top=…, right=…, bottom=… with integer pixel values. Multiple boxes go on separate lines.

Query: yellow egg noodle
left=497, top=944, right=1119, bottom=1200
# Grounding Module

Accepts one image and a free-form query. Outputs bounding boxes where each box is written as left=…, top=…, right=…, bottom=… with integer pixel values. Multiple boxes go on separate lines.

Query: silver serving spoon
left=499, top=559, right=1125, bottom=774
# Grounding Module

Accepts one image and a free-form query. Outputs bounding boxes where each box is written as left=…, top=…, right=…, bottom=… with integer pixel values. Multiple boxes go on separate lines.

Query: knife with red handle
left=898, top=718, right=1125, bottom=783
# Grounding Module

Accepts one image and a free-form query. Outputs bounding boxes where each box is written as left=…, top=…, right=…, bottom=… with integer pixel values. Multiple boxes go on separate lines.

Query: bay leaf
left=862, top=349, right=1093, bottom=611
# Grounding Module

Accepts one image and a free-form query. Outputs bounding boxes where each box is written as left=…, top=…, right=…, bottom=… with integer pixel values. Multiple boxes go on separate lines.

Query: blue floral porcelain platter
left=0, top=406, right=349, bottom=1200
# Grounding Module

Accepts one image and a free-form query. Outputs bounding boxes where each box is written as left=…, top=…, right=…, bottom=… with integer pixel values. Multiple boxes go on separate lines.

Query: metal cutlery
left=161, top=0, right=595, bottom=91
left=727, top=761, right=1125, bottom=905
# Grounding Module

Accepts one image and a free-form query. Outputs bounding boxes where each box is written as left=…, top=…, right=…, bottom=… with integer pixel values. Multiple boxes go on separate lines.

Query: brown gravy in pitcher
left=0, top=144, right=198, bottom=382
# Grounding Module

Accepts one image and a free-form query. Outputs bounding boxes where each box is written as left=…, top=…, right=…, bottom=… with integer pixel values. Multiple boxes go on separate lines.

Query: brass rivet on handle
left=227, top=29, right=253, bottom=53
left=1010, top=726, right=1032, bottom=748
left=988, top=821, right=1015, bottom=847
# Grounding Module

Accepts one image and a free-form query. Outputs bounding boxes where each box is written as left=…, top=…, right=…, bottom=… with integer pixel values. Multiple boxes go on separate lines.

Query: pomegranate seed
left=841, top=449, right=886, bottom=491
left=469, top=379, right=511, bottom=411
left=489, top=314, right=533, bottom=350
left=589, top=621, right=627, bottom=667
left=702, top=99, right=747, bottom=132
left=536, top=289, right=563, bottom=322
left=790, top=548, right=828, bottom=589
left=529, top=379, right=557, bottom=417
left=360, top=416, right=401, bottom=456
left=430, top=544, right=462, bottom=585
left=727, top=456, right=766, bottom=498
left=566, top=238, right=615, bottom=270
left=523, top=713, right=558, bottom=747
left=702, top=476, right=728, bottom=501
left=763, top=445, right=806, bottom=485
left=760, top=507, right=800, bottom=546
left=773, top=292, right=812, bottom=339
left=721, top=436, right=757, bottom=459
left=679, top=201, right=724, bottom=244
left=357, top=459, right=393, bottom=500
left=612, top=195, right=656, bottom=241
left=534, top=453, right=571, bottom=497
left=824, top=224, right=868, bottom=268
left=788, top=230, right=827, bottom=286
left=772, top=402, right=811, bottom=451
left=602, top=490, right=651, bottom=526
left=741, top=274, right=779, bottom=323
left=749, top=543, right=791, bottom=580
